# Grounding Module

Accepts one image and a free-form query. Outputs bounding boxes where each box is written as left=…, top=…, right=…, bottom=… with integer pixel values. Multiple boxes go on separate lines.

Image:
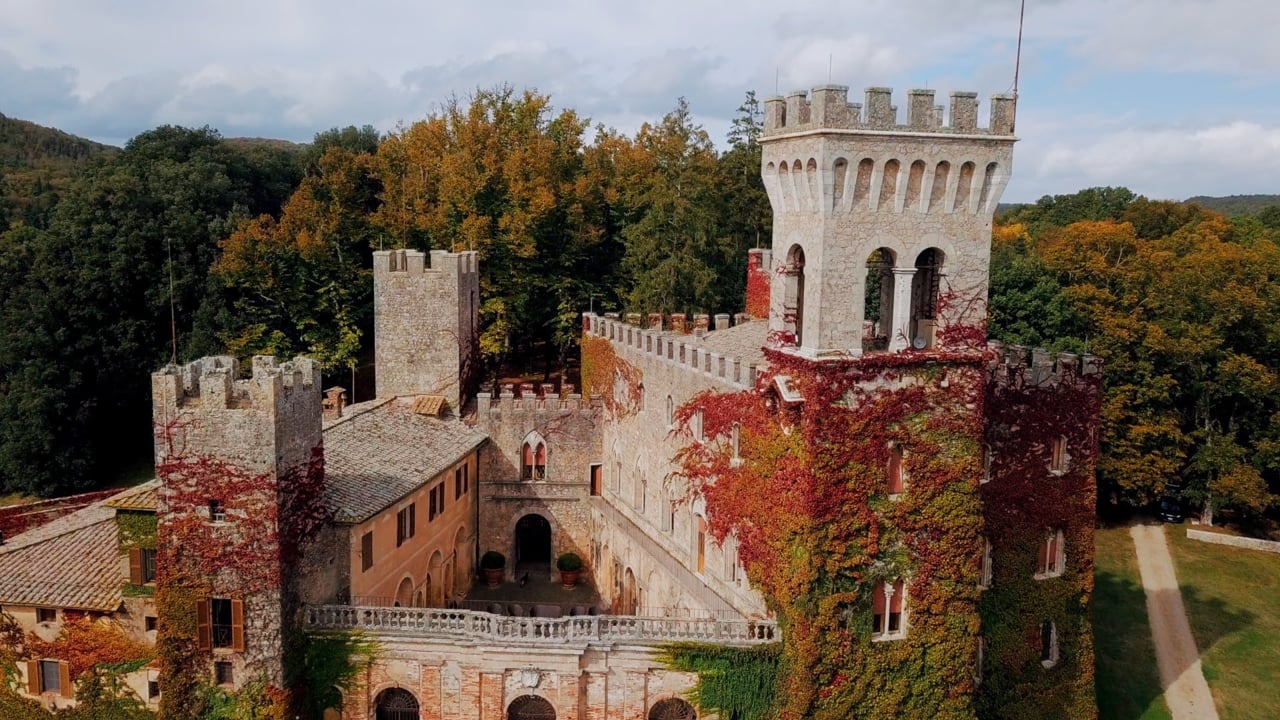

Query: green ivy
left=659, top=642, right=781, bottom=720
left=292, top=632, right=378, bottom=718
left=117, top=510, right=158, bottom=553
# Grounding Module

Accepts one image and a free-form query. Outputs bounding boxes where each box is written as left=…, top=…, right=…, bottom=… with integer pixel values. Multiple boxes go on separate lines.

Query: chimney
left=322, top=386, right=348, bottom=420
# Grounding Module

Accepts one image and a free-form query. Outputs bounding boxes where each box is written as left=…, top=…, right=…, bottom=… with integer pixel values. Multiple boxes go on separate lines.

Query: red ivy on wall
left=580, top=327, right=642, bottom=417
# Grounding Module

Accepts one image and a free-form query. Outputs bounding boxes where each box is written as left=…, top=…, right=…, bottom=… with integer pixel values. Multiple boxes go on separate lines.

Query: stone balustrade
left=302, top=605, right=778, bottom=647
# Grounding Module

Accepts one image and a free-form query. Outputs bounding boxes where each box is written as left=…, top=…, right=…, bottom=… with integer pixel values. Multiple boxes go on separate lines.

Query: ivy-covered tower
left=685, top=84, right=1101, bottom=720
left=760, top=86, right=1015, bottom=355
left=151, top=355, right=325, bottom=712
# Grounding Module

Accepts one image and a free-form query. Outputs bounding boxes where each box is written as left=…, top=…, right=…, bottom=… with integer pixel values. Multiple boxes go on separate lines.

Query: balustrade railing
left=302, top=605, right=777, bottom=647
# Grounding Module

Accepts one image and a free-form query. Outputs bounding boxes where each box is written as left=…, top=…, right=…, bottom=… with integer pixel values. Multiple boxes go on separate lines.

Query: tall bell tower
left=759, top=85, right=1016, bottom=356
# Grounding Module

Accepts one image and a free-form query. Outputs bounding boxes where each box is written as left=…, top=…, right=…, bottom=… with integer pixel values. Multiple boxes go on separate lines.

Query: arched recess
left=878, top=159, right=900, bottom=211
left=784, top=244, right=806, bottom=346
left=905, top=160, right=926, bottom=210
left=427, top=550, right=444, bottom=606
left=521, top=430, right=547, bottom=481
left=978, top=162, right=999, bottom=211
left=515, top=513, right=553, bottom=567
left=453, top=525, right=470, bottom=593
left=805, top=158, right=819, bottom=211
left=832, top=158, right=849, bottom=210
left=863, top=248, right=896, bottom=350
left=375, top=688, right=419, bottom=720
left=791, top=160, right=805, bottom=211
left=853, top=158, right=874, bottom=208
left=778, top=162, right=792, bottom=213
left=649, top=697, right=698, bottom=720
left=508, top=694, right=557, bottom=720
left=954, top=161, right=976, bottom=212
left=910, top=248, right=945, bottom=348
left=394, top=577, right=413, bottom=607
left=928, top=161, right=950, bottom=211
left=622, top=567, right=639, bottom=615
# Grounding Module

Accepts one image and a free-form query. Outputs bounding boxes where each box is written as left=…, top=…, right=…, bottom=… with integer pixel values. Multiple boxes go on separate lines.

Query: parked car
left=1157, top=496, right=1184, bottom=523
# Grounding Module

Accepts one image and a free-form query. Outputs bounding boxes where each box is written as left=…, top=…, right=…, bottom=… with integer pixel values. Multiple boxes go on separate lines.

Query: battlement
left=762, top=85, right=1016, bottom=138
left=987, top=342, right=1103, bottom=388
left=373, top=248, right=479, bottom=277
left=584, top=313, right=759, bottom=390
left=475, top=383, right=604, bottom=419
left=153, top=355, right=320, bottom=410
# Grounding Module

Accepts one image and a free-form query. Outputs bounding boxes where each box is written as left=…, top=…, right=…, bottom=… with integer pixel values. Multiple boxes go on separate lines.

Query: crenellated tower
left=151, top=355, right=323, bottom=696
left=760, top=85, right=1016, bottom=356
left=373, top=249, right=480, bottom=410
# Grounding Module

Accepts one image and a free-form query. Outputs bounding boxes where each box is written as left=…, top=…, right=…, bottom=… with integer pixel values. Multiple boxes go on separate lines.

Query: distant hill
left=0, top=113, right=118, bottom=228
left=1184, top=194, right=1280, bottom=216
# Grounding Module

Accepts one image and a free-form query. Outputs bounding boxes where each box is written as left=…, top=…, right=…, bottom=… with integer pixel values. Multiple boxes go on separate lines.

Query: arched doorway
left=622, top=567, right=638, bottom=615
left=374, top=688, right=419, bottom=720
left=863, top=248, right=895, bottom=350
left=784, top=245, right=806, bottom=346
left=515, top=514, right=552, bottom=568
left=508, top=694, right=556, bottom=720
left=394, top=577, right=412, bottom=607
left=649, top=698, right=697, bottom=720
left=910, top=248, right=944, bottom=348
left=428, top=550, right=444, bottom=606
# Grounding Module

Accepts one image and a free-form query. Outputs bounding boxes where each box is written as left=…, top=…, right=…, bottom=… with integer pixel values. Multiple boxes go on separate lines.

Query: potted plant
left=480, top=551, right=505, bottom=588
left=557, top=552, right=584, bottom=588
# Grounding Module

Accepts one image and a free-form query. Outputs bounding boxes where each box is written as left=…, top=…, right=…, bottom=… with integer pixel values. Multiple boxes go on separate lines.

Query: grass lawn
left=1167, top=526, right=1280, bottom=720
left=1093, top=525, right=1172, bottom=720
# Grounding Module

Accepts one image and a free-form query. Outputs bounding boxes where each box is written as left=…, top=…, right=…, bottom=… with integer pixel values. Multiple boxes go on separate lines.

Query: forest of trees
left=0, top=91, right=1278, bottom=530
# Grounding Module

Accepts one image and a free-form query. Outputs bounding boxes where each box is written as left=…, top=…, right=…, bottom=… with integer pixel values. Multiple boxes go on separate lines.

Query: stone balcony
left=301, top=605, right=778, bottom=647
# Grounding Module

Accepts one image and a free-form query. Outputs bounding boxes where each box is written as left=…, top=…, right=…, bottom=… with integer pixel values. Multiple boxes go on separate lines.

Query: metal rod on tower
left=167, top=237, right=178, bottom=365
left=1014, top=0, right=1026, bottom=97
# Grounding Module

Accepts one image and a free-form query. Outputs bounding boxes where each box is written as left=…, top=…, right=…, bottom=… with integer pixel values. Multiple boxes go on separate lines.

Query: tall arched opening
left=863, top=248, right=896, bottom=351
left=784, top=244, right=806, bottom=346
left=910, top=248, right=944, bottom=348
left=515, top=513, right=552, bottom=570
left=649, top=698, right=698, bottom=720
left=374, top=688, right=420, bottom=720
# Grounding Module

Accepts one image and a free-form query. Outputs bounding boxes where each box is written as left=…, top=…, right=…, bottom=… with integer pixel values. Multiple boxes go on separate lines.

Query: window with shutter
left=872, top=582, right=887, bottom=634
left=129, top=547, right=144, bottom=585
left=210, top=598, right=233, bottom=649
left=58, top=661, right=71, bottom=698
left=887, top=446, right=905, bottom=496
left=696, top=517, right=707, bottom=574
left=230, top=599, right=245, bottom=652
left=196, top=600, right=212, bottom=650
left=361, top=531, right=374, bottom=572
left=25, top=660, right=39, bottom=695
left=872, top=579, right=908, bottom=640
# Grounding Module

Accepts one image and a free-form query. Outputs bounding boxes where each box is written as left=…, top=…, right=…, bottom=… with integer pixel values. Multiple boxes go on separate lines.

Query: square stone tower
left=151, top=355, right=323, bottom=697
left=760, top=86, right=1016, bottom=356
left=373, top=249, right=480, bottom=410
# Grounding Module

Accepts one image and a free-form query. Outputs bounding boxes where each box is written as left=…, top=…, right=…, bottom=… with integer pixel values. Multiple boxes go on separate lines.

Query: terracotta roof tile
left=104, top=480, right=159, bottom=511
left=322, top=398, right=487, bottom=523
left=0, top=501, right=122, bottom=612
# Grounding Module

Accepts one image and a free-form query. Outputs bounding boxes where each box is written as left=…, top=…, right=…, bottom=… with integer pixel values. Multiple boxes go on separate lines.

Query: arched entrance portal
left=508, top=694, right=557, bottom=720
left=374, top=688, right=419, bottom=720
left=515, top=514, right=552, bottom=568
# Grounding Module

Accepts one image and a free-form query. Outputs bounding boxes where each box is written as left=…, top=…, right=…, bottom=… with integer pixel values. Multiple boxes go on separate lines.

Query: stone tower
left=760, top=86, right=1015, bottom=355
left=373, top=248, right=480, bottom=410
left=151, top=355, right=322, bottom=692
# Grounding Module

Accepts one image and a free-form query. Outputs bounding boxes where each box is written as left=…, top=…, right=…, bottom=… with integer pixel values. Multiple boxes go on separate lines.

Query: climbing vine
left=154, top=414, right=329, bottom=719
left=659, top=643, right=780, bottom=720
left=745, top=253, right=771, bottom=319
left=580, top=328, right=642, bottom=416
left=670, top=334, right=1101, bottom=719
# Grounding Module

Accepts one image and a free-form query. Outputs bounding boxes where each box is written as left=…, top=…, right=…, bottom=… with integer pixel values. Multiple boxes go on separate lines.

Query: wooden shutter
left=129, top=547, right=144, bottom=585
left=409, top=503, right=416, bottom=537
left=58, top=661, right=72, bottom=698
left=889, top=581, right=905, bottom=613
left=230, top=600, right=245, bottom=652
left=1037, top=536, right=1049, bottom=573
left=25, top=660, right=39, bottom=695
left=1048, top=532, right=1060, bottom=572
left=523, top=443, right=534, bottom=466
left=872, top=582, right=887, bottom=615
left=887, top=450, right=903, bottom=494
left=535, top=443, right=547, bottom=466
left=196, top=599, right=211, bottom=651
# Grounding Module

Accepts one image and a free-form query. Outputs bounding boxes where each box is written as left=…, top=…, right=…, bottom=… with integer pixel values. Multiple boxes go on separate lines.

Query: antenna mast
left=1013, top=0, right=1026, bottom=97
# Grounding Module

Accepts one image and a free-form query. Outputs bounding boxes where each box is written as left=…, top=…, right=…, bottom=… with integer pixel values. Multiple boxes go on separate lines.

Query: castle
left=0, top=84, right=1102, bottom=720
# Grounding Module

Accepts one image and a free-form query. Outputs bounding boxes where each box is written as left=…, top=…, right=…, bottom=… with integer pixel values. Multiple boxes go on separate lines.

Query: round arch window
left=507, top=694, right=556, bottom=720
left=374, top=688, right=419, bottom=720
left=649, top=697, right=697, bottom=720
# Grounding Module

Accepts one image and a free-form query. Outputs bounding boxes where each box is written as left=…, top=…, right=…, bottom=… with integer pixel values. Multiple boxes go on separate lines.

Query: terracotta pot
left=559, top=569, right=580, bottom=589
left=484, top=567, right=503, bottom=588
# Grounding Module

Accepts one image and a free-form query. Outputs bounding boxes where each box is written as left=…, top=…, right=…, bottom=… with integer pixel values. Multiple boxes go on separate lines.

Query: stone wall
left=475, top=390, right=604, bottom=582
left=373, top=249, right=480, bottom=410
left=333, top=634, right=699, bottom=720
left=1187, top=529, right=1280, bottom=554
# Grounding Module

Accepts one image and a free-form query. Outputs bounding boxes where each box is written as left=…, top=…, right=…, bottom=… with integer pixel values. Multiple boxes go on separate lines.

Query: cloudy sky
left=3, top=0, right=1278, bottom=202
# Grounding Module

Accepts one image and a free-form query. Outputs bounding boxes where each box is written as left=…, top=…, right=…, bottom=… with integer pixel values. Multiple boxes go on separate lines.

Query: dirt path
left=1129, top=524, right=1219, bottom=720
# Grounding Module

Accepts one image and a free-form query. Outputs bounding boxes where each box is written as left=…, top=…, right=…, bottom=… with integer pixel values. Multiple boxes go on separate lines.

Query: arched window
left=784, top=245, right=806, bottom=346
left=375, top=688, right=420, bottom=720
left=871, top=579, right=907, bottom=640
left=730, top=422, right=741, bottom=462
left=665, top=396, right=675, bottom=427
left=695, top=516, right=708, bottom=574
left=1036, top=529, right=1066, bottom=579
left=634, top=458, right=646, bottom=514
left=521, top=432, right=547, bottom=481
left=1050, top=435, right=1069, bottom=474
left=864, top=248, right=896, bottom=350
left=649, top=697, right=697, bottom=720
left=507, top=694, right=557, bottom=720
left=1041, top=621, right=1059, bottom=668
left=887, top=445, right=905, bottom=496
left=910, top=248, right=944, bottom=348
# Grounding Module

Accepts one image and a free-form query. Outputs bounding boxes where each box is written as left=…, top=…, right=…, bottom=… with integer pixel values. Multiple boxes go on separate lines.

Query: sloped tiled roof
left=322, top=398, right=487, bottom=524
left=0, top=501, right=122, bottom=612
left=104, top=480, right=159, bottom=511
